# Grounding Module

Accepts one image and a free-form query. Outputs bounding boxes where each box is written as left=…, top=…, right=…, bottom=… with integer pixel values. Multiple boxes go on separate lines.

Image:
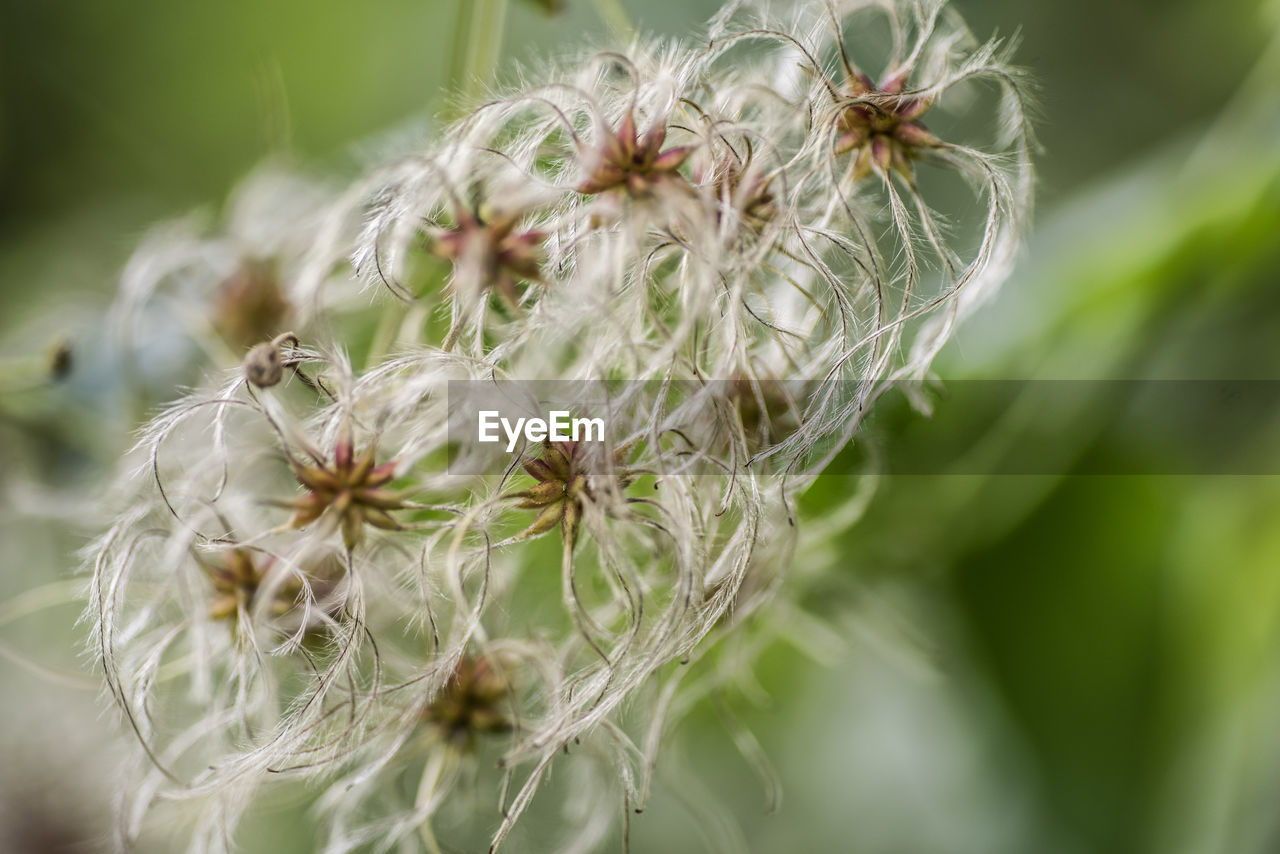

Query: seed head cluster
left=87, top=1, right=1033, bottom=850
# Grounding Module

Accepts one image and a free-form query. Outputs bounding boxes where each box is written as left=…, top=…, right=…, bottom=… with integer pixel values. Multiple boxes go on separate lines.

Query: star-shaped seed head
left=577, top=111, right=694, bottom=197
left=423, top=654, right=513, bottom=747
left=288, top=433, right=407, bottom=550
left=507, top=441, right=631, bottom=549
left=834, top=67, right=943, bottom=181
left=198, top=548, right=300, bottom=622
left=427, top=208, right=546, bottom=306
left=700, top=154, right=777, bottom=228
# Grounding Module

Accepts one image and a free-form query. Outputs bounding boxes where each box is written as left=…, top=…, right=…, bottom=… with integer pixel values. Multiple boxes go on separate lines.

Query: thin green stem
left=448, top=0, right=471, bottom=93
left=450, top=0, right=510, bottom=105
left=591, top=0, right=635, bottom=38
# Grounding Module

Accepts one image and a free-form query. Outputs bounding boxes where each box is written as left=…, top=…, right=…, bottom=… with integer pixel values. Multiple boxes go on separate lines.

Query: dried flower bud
left=241, top=331, right=298, bottom=388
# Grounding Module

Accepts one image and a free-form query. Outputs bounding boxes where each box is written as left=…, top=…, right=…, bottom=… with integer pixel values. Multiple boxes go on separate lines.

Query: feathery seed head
left=197, top=547, right=299, bottom=622
left=426, top=206, right=547, bottom=307
left=423, top=654, right=515, bottom=746
left=287, top=427, right=406, bottom=550
left=506, top=440, right=633, bottom=548
left=576, top=110, right=695, bottom=197
left=833, top=68, right=942, bottom=180
left=85, top=1, right=1035, bottom=848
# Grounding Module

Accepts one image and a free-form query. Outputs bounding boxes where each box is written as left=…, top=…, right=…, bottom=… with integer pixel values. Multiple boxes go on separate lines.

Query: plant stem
left=450, top=0, right=510, bottom=105
left=591, top=0, right=635, bottom=38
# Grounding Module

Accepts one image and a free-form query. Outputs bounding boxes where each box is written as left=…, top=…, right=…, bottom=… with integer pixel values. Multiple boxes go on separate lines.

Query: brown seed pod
left=242, top=332, right=299, bottom=388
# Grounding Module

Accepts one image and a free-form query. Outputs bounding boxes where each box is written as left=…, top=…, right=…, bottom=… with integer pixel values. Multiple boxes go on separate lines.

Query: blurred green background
left=3, top=0, right=1280, bottom=851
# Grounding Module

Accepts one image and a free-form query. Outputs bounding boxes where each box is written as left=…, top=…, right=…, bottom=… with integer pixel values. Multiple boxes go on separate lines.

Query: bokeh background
left=2, top=0, right=1279, bottom=851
